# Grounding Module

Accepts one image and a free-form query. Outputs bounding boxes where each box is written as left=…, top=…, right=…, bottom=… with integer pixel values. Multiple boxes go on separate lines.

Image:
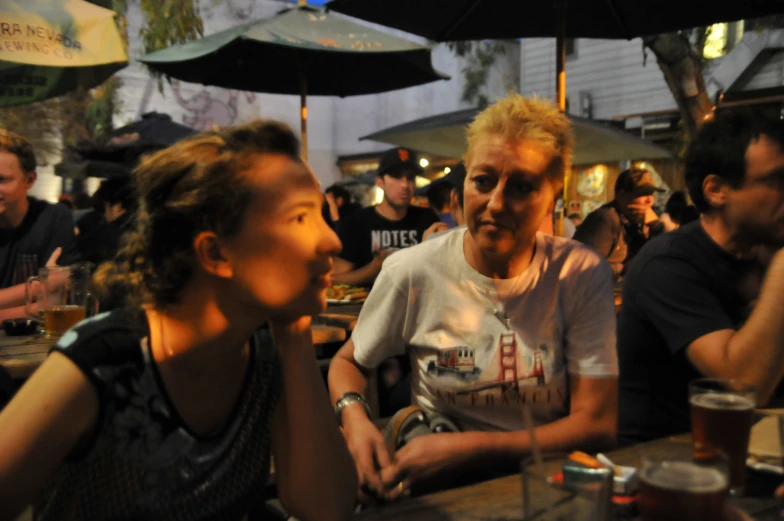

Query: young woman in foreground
left=0, top=120, right=356, bottom=521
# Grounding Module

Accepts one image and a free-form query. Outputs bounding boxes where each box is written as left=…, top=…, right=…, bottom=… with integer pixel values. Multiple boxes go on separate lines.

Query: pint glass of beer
left=689, top=378, right=756, bottom=495
left=639, top=455, right=728, bottom=521
left=25, top=264, right=97, bottom=339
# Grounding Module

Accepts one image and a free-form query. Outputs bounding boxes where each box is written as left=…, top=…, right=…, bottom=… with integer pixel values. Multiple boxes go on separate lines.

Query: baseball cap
left=614, top=168, right=665, bottom=197
left=377, top=147, right=424, bottom=178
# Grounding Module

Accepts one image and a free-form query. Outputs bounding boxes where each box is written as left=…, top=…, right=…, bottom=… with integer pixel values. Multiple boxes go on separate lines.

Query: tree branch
left=643, top=32, right=713, bottom=139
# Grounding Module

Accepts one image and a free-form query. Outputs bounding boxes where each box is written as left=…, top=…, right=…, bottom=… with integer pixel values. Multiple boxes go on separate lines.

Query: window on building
left=566, top=38, right=577, bottom=59
left=703, top=21, right=744, bottom=59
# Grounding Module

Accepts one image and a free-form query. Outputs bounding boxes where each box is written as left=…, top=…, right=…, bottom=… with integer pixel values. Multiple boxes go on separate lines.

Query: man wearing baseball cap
left=573, top=167, right=665, bottom=279
left=334, top=147, right=439, bottom=287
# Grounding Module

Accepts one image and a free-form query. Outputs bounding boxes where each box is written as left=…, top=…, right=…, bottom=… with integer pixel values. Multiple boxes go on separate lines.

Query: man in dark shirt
left=617, top=109, right=784, bottom=445
left=574, top=168, right=665, bottom=279
left=334, top=147, right=439, bottom=287
left=0, top=130, right=79, bottom=320
left=77, top=174, right=136, bottom=267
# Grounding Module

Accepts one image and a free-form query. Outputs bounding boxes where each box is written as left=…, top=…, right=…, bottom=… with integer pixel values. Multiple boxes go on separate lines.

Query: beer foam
left=690, top=392, right=755, bottom=411
left=641, top=462, right=727, bottom=493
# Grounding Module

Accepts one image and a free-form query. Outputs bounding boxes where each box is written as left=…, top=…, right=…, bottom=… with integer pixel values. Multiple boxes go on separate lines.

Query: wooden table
left=317, top=302, right=363, bottom=331
left=355, top=434, right=780, bottom=521
left=0, top=333, right=53, bottom=379
left=0, top=324, right=349, bottom=380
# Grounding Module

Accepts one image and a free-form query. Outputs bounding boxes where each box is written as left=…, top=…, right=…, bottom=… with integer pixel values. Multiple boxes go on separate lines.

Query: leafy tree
left=447, top=41, right=508, bottom=109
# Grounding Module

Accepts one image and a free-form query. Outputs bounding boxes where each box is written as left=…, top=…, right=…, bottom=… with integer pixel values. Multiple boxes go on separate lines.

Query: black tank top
left=35, top=308, right=281, bottom=521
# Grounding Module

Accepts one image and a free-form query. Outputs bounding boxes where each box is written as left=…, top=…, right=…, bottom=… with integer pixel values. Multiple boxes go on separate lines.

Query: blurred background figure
left=427, top=178, right=456, bottom=228
left=660, top=190, right=699, bottom=232
left=73, top=189, right=106, bottom=240
left=574, top=168, right=665, bottom=279
left=72, top=192, right=94, bottom=225
left=323, top=184, right=360, bottom=233
left=568, top=212, right=583, bottom=228
left=57, top=194, right=75, bottom=211
left=76, top=175, right=136, bottom=267
left=422, top=162, right=467, bottom=241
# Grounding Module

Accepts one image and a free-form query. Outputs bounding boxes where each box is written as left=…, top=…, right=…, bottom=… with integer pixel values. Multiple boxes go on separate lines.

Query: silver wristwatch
left=334, top=392, right=371, bottom=426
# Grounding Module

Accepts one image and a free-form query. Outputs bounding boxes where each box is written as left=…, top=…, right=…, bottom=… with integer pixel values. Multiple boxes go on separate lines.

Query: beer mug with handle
left=25, top=264, right=97, bottom=339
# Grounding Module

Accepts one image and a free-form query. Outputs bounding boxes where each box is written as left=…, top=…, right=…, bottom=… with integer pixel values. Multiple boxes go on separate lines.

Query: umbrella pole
left=555, top=7, right=566, bottom=112
left=554, top=3, right=567, bottom=237
left=300, top=75, right=308, bottom=162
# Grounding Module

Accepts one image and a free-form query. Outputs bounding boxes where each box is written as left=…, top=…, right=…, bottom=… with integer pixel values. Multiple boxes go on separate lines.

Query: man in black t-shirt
left=0, top=130, right=79, bottom=320
left=334, top=147, right=439, bottom=287
left=617, top=109, right=784, bottom=445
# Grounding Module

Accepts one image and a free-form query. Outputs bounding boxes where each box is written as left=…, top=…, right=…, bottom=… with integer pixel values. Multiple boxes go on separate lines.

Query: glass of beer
left=639, top=453, right=729, bottom=521
left=689, top=378, right=756, bottom=495
left=25, top=264, right=97, bottom=339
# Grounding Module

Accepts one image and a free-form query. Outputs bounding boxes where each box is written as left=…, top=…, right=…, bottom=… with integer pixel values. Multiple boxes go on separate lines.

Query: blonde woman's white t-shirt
left=352, top=228, right=618, bottom=432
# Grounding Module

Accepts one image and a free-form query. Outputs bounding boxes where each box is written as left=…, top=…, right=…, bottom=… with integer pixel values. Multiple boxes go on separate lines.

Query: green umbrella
left=139, top=2, right=448, bottom=159
left=0, top=0, right=127, bottom=107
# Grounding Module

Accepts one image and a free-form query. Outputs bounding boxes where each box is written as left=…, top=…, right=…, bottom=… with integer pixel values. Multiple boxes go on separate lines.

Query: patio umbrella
left=361, top=108, right=673, bottom=165
left=138, top=2, right=449, bottom=160
left=0, top=0, right=127, bottom=107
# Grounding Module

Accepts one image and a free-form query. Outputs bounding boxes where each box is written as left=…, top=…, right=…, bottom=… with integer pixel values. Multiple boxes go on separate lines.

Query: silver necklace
left=485, top=286, right=511, bottom=330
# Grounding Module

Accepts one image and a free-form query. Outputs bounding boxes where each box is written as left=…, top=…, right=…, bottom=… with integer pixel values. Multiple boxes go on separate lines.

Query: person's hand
left=325, top=192, right=340, bottom=222
left=422, top=222, right=449, bottom=241
left=379, top=433, right=458, bottom=501
left=370, top=249, right=394, bottom=273
left=627, top=204, right=659, bottom=225
left=722, top=504, right=755, bottom=521
left=269, top=315, right=312, bottom=348
left=342, top=416, right=393, bottom=504
left=46, top=247, right=62, bottom=267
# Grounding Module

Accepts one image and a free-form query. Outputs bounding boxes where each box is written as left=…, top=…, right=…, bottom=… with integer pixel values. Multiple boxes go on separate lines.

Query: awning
left=360, top=108, right=673, bottom=165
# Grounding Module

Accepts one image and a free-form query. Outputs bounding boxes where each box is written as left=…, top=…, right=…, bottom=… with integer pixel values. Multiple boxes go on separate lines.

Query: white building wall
left=27, top=164, right=60, bottom=203
left=332, top=40, right=519, bottom=158
left=742, top=50, right=784, bottom=90
left=521, top=32, right=784, bottom=123
left=520, top=37, right=677, bottom=120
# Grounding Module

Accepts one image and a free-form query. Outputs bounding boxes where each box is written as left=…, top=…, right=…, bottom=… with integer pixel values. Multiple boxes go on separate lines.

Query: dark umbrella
left=77, top=112, right=197, bottom=166
left=56, top=112, right=197, bottom=180
left=138, top=3, right=449, bottom=159
left=327, top=0, right=784, bottom=109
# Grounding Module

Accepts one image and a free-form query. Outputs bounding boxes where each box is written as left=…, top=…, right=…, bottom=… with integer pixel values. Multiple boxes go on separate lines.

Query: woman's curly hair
left=93, top=119, right=301, bottom=309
